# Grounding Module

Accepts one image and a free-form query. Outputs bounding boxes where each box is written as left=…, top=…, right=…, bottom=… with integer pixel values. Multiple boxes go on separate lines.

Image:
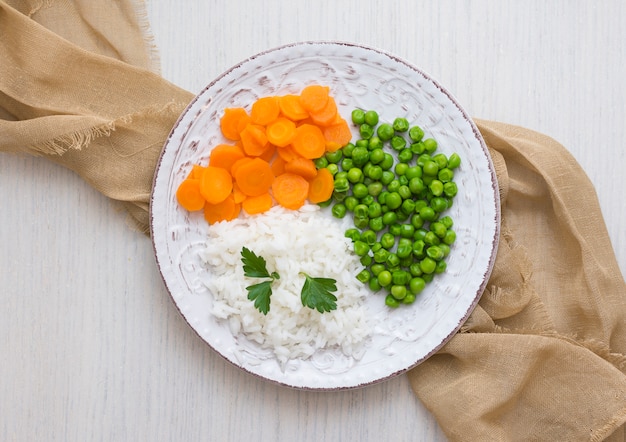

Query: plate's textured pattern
left=150, top=42, right=500, bottom=390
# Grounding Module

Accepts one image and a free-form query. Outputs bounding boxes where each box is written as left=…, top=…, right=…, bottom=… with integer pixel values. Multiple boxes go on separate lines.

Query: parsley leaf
left=245, top=280, right=273, bottom=315
left=241, top=247, right=280, bottom=315
left=300, top=273, right=338, bottom=313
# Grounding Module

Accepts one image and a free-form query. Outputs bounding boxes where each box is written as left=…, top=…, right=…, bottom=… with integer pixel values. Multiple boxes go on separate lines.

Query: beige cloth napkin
left=2, top=1, right=625, bottom=440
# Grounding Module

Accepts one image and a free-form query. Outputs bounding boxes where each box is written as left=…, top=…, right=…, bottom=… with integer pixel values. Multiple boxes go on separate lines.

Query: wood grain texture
left=1, top=1, right=624, bottom=441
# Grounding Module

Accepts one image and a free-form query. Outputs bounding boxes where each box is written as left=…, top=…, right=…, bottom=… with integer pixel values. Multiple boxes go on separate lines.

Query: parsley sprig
left=240, top=247, right=338, bottom=315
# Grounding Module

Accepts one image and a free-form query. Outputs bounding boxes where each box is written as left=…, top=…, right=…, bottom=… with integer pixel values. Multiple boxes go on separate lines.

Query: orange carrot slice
left=284, top=157, right=318, bottom=180
left=233, top=157, right=275, bottom=197
left=208, top=144, right=246, bottom=171
left=309, top=96, right=338, bottom=126
left=307, top=168, right=334, bottom=204
left=266, top=117, right=297, bottom=147
left=204, top=194, right=240, bottom=224
left=291, top=123, right=326, bottom=159
left=250, top=96, right=280, bottom=126
left=278, top=94, right=309, bottom=121
left=299, top=85, right=330, bottom=113
left=242, top=192, right=273, bottom=215
left=176, top=178, right=205, bottom=211
left=240, top=124, right=269, bottom=156
left=322, top=117, right=352, bottom=150
left=199, top=166, right=233, bottom=204
left=272, top=172, right=309, bottom=210
left=220, top=107, right=250, bottom=141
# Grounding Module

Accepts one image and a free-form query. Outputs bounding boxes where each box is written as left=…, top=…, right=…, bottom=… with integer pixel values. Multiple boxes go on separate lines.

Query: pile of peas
left=315, top=109, right=461, bottom=308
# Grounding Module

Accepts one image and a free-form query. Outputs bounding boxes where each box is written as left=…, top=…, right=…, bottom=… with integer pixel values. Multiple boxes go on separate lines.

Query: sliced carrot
left=240, top=124, right=270, bottom=156
left=232, top=182, right=248, bottom=204
left=208, top=143, right=246, bottom=171
left=309, top=96, right=338, bottom=126
left=272, top=173, right=310, bottom=210
left=322, top=117, right=352, bottom=149
left=278, top=94, right=309, bottom=121
left=242, top=192, right=273, bottom=215
left=204, top=194, right=240, bottom=224
left=266, top=117, right=297, bottom=147
left=284, top=157, right=318, bottom=180
left=307, top=168, right=334, bottom=204
left=299, top=85, right=330, bottom=113
left=220, top=107, right=250, bottom=141
left=234, top=157, right=275, bottom=197
left=250, top=96, right=280, bottom=126
left=176, top=178, right=205, bottom=211
left=230, top=156, right=253, bottom=177
left=188, top=164, right=207, bottom=180
left=270, top=155, right=287, bottom=176
left=291, top=123, right=326, bottom=159
left=276, top=145, right=301, bottom=162
left=258, top=143, right=277, bottom=163
left=199, top=166, right=233, bottom=204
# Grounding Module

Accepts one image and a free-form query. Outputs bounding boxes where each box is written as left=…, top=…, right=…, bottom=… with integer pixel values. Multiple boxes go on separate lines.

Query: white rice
left=198, top=204, right=372, bottom=366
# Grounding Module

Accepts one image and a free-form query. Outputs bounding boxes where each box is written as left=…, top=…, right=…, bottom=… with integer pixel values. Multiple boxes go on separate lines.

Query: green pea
left=314, top=156, right=329, bottom=169
left=412, top=240, right=426, bottom=258
left=448, top=152, right=461, bottom=169
left=342, top=143, right=355, bottom=158
left=409, top=125, right=425, bottom=142
left=397, top=238, right=413, bottom=258
left=356, top=269, right=371, bottom=284
left=405, top=166, right=422, bottom=180
left=369, top=216, right=384, bottom=232
left=409, top=277, right=426, bottom=294
left=388, top=223, right=402, bottom=237
left=361, top=195, right=375, bottom=206
left=369, top=148, right=385, bottom=165
left=371, top=263, right=386, bottom=276
left=351, top=146, right=370, bottom=166
left=432, top=153, right=448, bottom=169
left=401, top=199, right=416, bottom=215
left=374, top=248, right=390, bottom=264
left=382, top=211, right=398, bottom=226
left=423, top=160, right=439, bottom=176
left=344, top=196, right=359, bottom=212
left=380, top=153, right=394, bottom=171
left=392, top=269, right=410, bottom=285
left=409, top=262, right=423, bottom=276
left=410, top=141, right=425, bottom=155
left=424, top=231, right=441, bottom=246
left=353, top=240, right=369, bottom=256
left=439, top=244, right=451, bottom=257
left=369, top=278, right=382, bottom=292
left=347, top=167, right=363, bottom=183
left=385, top=192, right=402, bottom=210
left=360, top=254, right=372, bottom=267
left=438, top=168, right=454, bottom=183
left=408, top=177, right=425, bottom=195
left=431, top=221, right=447, bottom=238
left=334, top=177, right=349, bottom=192
left=391, top=285, right=407, bottom=300
left=351, top=109, right=366, bottom=125
left=325, top=150, right=343, bottom=164
left=430, top=197, right=448, bottom=213
left=393, top=162, right=408, bottom=177
left=332, top=203, right=347, bottom=218
left=371, top=242, right=382, bottom=253
left=420, top=257, right=437, bottom=274
left=443, top=229, right=457, bottom=245
left=368, top=136, right=383, bottom=150
left=354, top=215, right=369, bottom=230
left=344, top=228, right=360, bottom=241
left=376, top=123, right=394, bottom=141
left=398, top=148, right=413, bottom=163
left=380, top=232, right=395, bottom=249
left=439, top=215, right=454, bottom=229
left=398, top=185, right=412, bottom=200
left=351, top=183, right=367, bottom=199
left=443, top=182, right=458, bottom=197
left=419, top=206, right=436, bottom=221
left=423, top=138, right=438, bottom=154
left=426, top=245, right=445, bottom=261
left=402, top=293, right=416, bottom=304
left=410, top=214, right=424, bottom=229
left=368, top=202, right=383, bottom=218
left=393, top=117, right=410, bottom=132
left=391, top=135, right=407, bottom=151
left=386, top=252, right=400, bottom=268
left=355, top=139, right=369, bottom=149
left=326, top=163, right=339, bottom=176
left=360, top=229, right=377, bottom=245
left=367, top=166, right=383, bottom=181
left=364, top=110, right=379, bottom=126
left=414, top=228, right=428, bottom=241
left=385, top=294, right=400, bottom=308
left=377, top=269, right=392, bottom=286
left=435, top=260, right=447, bottom=274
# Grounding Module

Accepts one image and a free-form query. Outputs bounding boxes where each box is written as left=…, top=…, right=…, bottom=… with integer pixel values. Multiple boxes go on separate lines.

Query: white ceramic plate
left=150, top=41, right=500, bottom=390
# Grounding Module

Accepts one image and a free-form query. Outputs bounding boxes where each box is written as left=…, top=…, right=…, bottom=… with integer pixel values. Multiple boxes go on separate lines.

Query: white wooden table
left=1, top=1, right=624, bottom=441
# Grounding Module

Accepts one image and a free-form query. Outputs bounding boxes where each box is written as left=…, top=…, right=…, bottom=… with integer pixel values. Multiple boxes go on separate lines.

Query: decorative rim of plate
left=149, top=40, right=501, bottom=390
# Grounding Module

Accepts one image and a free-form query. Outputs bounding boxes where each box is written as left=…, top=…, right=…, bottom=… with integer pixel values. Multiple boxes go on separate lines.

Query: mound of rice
left=199, top=204, right=372, bottom=366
